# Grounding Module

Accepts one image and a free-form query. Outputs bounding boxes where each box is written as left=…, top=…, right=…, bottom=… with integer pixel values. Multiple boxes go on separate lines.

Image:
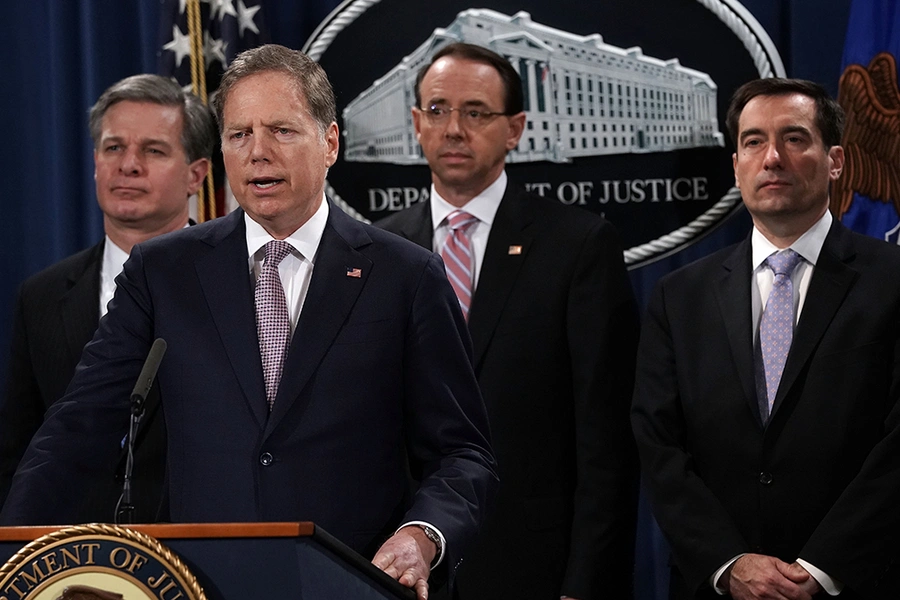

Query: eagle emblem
left=831, top=52, right=900, bottom=221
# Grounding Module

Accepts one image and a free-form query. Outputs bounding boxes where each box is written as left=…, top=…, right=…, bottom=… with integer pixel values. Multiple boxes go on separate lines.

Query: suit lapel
left=61, top=242, right=103, bottom=365
left=771, top=222, right=858, bottom=419
left=468, top=187, right=533, bottom=369
left=195, top=210, right=268, bottom=428
left=714, top=237, right=761, bottom=423
left=265, top=203, right=373, bottom=432
left=391, top=201, right=433, bottom=249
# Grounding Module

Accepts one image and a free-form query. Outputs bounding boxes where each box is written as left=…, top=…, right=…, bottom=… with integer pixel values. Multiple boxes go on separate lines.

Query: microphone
left=116, top=338, right=167, bottom=524
left=131, top=338, right=167, bottom=413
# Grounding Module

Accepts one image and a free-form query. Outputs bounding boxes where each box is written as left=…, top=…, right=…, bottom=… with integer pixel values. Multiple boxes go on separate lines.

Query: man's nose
left=443, top=109, right=465, bottom=138
left=763, top=143, right=782, bottom=169
left=119, top=149, right=144, bottom=175
left=250, top=132, right=272, bottom=163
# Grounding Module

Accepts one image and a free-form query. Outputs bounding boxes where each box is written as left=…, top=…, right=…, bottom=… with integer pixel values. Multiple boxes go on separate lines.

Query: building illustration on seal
left=342, top=8, right=725, bottom=164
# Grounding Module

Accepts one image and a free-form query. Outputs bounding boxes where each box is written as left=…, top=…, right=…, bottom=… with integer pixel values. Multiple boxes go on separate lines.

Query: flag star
left=210, top=0, right=237, bottom=21
left=204, top=32, right=229, bottom=70
left=163, top=25, right=192, bottom=69
left=237, top=0, right=261, bottom=36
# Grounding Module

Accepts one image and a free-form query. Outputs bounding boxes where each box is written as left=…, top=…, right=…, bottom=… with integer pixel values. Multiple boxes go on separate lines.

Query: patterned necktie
left=441, top=210, right=479, bottom=320
left=757, top=249, right=803, bottom=421
left=255, top=240, right=293, bottom=410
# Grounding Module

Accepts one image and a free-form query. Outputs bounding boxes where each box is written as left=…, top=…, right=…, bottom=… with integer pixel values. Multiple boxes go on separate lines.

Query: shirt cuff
left=796, top=558, right=843, bottom=596
left=711, top=554, right=746, bottom=594
left=397, top=521, right=446, bottom=568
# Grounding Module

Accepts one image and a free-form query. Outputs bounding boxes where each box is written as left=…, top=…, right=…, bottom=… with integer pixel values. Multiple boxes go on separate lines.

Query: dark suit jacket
left=1, top=240, right=166, bottom=523
left=379, top=186, right=640, bottom=600
left=1, top=204, right=497, bottom=583
left=632, top=220, right=900, bottom=599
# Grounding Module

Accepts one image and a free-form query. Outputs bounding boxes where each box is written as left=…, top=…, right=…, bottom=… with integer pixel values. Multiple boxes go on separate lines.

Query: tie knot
left=264, top=240, right=293, bottom=267
left=446, top=210, right=478, bottom=232
left=766, top=249, right=802, bottom=277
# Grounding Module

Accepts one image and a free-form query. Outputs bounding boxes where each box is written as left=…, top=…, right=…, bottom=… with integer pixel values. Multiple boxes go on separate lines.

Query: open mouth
left=251, top=178, right=284, bottom=189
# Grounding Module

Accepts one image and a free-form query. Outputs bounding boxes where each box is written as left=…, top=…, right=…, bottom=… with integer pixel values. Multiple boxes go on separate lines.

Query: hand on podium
left=372, top=526, right=437, bottom=600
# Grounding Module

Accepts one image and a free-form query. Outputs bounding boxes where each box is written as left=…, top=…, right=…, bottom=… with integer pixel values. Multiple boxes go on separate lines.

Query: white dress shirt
left=244, top=196, right=447, bottom=566
left=245, top=195, right=328, bottom=331
left=712, top=210, right=841, bottom=596
left=430, top=171, right=507, bottom=290
left=101, top=222, right=194, bottom=317
left=100, top=236, right=130, bottom=318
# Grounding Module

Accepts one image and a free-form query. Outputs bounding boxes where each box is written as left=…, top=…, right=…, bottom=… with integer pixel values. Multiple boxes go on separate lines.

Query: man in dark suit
left=379, top=43, right=640, bottom=600
left=632, top=78, right=900, bottom=600
left=0, top=74, right=215, bottom=522
left=0, top=45, right=497, bottom=600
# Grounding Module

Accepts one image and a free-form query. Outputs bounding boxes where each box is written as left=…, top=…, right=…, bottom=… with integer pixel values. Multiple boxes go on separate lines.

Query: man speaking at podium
left=1, top=45, right=497, bottom=600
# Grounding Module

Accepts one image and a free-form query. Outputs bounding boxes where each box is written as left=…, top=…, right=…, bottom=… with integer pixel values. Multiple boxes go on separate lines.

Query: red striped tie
left=441, top=210, right=479, bottom=320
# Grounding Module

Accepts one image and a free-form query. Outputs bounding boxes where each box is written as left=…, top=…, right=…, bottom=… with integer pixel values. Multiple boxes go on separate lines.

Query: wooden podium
left=0, top=522, right=416, bottom=599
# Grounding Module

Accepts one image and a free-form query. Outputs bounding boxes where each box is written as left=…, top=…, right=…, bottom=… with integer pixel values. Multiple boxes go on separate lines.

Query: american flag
left=346, top=268, right=362, bottom=279
left=157, top=0, right=269, bottom=220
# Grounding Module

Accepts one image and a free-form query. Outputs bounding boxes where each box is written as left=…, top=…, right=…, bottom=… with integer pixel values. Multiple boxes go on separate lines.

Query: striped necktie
left=441, top=210, right=479, bottom=320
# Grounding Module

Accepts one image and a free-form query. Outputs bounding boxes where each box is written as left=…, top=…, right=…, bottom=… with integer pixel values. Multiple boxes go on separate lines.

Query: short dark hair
left=89, top=74, right=216, bottom=163
left=213, top=44, right=336, bottom=135
left=414, top=42, right=524, bottom=115
left=725, top=78, right=844, bottom=148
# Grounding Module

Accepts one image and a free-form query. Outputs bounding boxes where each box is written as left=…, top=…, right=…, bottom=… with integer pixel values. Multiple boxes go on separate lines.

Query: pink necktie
left=255, top=240, right=293, bottom=410
left=441, top=210, right=479, bottom=320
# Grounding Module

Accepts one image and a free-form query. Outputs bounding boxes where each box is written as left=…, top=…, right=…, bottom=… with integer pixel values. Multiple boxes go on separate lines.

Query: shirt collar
left=102, top=235, right=130, bottom=273
left=751, top=210, right=832, bottom=271
left=245, top=194, right=329, bottom=263
left=430, top=171, right=507, bottom=230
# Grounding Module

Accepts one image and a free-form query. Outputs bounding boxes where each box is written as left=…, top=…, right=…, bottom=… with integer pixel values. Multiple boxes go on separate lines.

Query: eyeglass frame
left=415, top=103, right=511, bottom=127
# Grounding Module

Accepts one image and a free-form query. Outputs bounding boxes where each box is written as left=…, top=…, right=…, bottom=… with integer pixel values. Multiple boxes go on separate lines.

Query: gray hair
left=212, top=44, right=336, bottom=135
left=89, top=74, right=216, bottom=163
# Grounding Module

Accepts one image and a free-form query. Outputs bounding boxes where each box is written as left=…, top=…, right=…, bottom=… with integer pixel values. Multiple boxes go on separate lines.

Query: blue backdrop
left=0, top=2, right=855, bottom=598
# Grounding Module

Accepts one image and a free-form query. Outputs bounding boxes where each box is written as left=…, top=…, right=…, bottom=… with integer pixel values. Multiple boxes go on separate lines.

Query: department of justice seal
left=0, top=525, right=205, bottom=600
left=304, top=0, right=785, bottom=266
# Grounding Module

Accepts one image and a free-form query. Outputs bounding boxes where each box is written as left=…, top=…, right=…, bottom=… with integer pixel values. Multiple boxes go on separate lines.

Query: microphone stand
left=115, top=338, right=167, bottom=525
left=115, top=394, right=144, bottom=524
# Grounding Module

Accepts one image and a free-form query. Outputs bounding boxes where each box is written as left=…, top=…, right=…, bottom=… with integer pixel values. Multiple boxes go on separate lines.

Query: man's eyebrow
left=99, top=135, right=172, bottom=147
left=426, top=98, right=490, bottom=107
left=739, top=125, right=812, bottom=143
left=778, top=125, right=812, bottom=137
left=738, top=128, right=764, bottom=143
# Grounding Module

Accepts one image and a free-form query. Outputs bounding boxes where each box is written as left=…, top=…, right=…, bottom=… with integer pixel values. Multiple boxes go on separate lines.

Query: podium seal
left=0, top=524, right=205, bottom=600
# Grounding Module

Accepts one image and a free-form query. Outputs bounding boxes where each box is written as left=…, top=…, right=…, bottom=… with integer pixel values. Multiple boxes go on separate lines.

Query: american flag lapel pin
left=346, top=267, right=362, bottom=278
left=508, top=245, right=523, bottom=255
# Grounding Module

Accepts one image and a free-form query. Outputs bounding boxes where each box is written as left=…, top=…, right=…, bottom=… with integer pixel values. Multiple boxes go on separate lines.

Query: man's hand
left=726, top=554, right=815, bottom=600
left=372, top=526, right=436, bottom=600
left=791, top=563, right=823, bottom=596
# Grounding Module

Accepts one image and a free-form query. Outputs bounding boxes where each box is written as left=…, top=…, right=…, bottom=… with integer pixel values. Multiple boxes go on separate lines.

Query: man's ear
left=505, top=112, right=526, bottom=152
left=187, top=158, right=210, bottom=195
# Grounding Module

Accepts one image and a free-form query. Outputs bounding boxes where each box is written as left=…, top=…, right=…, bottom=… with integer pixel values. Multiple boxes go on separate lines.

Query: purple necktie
left=255, top=240, right=293, bottom=410
left=441, top=210, right=479, bottom=320
left=757, top=249, right=803, bottom=421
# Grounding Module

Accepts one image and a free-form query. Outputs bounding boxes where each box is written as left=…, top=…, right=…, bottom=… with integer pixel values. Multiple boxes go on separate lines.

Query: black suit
left=1, top=240, right=166, bottom=522
left=379, top=184, right=640, bottom=599
left=632, top=220, right=900, bottom=599
left=1, top=205, right=497, bottom=589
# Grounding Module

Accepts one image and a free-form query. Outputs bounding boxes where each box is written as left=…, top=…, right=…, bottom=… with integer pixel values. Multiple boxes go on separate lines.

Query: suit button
left=259, top=452, right=274, bottom=466
left=758, top=472, right=773, bottom=485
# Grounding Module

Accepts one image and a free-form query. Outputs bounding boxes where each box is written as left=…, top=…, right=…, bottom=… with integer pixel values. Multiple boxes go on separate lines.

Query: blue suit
left=1, top=204, right=497, bottom=579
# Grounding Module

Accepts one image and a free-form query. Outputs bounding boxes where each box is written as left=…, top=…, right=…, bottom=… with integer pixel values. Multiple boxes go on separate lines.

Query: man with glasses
left=379, top=42, right=640, bottom=600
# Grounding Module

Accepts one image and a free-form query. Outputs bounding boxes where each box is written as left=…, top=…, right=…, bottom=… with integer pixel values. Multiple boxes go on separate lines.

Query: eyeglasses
left=417, top=104, right=507, bottom=128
